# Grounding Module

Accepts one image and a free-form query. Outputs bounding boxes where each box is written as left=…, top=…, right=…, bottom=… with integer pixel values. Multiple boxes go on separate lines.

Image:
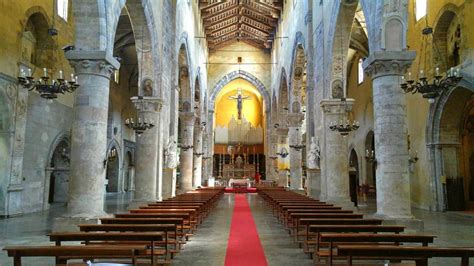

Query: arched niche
left=105, top=141, right=122, bottom=193
left=21, top=8, right=54, bottom=69
left=46, top=134, right=71, bottom=204
left=433, top=6, right=461, bottom=73
left=278, top=68, right=289, bottom=115
left=381, top=16, right=406, bottom=51
left=349, top=148, right=359, bottom=206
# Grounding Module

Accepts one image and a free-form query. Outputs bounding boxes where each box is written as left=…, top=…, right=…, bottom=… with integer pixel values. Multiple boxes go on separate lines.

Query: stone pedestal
left=364, top=51, right=417, bottom=220
left=65, top=51, right=119, bottom=218
left=288, top=113, right=305, bottom=190
left=179, top=112, right=194, bottom=193
left=132, top=97, right=162, bottom=203
left=320, top=99, right=354, bottom=207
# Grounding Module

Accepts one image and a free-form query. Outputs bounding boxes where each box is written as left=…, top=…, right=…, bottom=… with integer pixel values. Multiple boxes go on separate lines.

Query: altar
left=229, top=178, right=251, bottom=188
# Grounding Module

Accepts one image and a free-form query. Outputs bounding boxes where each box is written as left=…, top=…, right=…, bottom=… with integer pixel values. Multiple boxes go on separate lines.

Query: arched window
left=415, top=0, right=427, bottom=21
left=358, top=58, right=364, bottom=84
left=57, top=0, right=69, bottom=21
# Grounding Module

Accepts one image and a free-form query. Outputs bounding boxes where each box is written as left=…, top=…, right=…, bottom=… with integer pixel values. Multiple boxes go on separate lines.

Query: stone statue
left=142, top=79, right=153, bottom=97
left=307, top=137, right=320, bottom=169
left=164, top=137, right=179, bottom=169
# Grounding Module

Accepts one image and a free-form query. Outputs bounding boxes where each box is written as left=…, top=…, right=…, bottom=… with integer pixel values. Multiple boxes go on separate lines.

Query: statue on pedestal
left=164, top=137, right=179, bottom=169
left=307, top=137, right=320, bottom=169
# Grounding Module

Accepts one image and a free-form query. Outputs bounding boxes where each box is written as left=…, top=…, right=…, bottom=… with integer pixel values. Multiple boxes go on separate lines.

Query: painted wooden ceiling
left=199, top=0, right=283, bottom=50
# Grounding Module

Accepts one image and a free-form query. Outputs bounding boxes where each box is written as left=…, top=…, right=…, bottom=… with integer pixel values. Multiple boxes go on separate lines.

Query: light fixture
left=276, top=147, right=289, bottom=158
left=400, top=27, right=462, bottom=103
left=329, top=98, right=359, bottom=136
left=103, top=147, right=118, bottom=167
left=193, top=152, right=204, bottom=157
left=18, top=68, right=79, bottom=99
left=365, top=149, right=376, bottom=163
left=125, top=116, right=154, bottom=136
left=289, top=144, right=305, bottom=151
left=179, top=144, right=194, bottom=151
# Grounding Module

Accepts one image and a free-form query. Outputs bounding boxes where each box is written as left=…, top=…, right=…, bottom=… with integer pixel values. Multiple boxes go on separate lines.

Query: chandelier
left=289, top=144, right=305, bottom=151
left=125, top=117, right=154, bottom=136
left=18, top=68, right=79, bottom=99
left=329, top=98, right=359, bottom=136
left=400, top=27, right=462, bottom=103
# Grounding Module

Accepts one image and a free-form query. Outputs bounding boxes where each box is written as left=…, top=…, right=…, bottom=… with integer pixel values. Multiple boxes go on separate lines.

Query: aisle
left=224, top=194, right=267, bottom=266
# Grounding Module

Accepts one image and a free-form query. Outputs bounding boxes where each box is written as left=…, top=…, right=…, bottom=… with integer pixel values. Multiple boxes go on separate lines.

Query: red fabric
left=225, top=194, right=268, bottom=266
left=225, top=188, right=257, bottom=193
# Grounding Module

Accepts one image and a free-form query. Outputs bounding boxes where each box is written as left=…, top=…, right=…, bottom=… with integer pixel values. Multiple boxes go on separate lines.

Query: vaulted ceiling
left=199, top=0, right=283, bottom=50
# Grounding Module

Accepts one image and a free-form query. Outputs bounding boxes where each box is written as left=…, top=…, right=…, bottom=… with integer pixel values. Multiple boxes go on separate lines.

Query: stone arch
left=348, top=148, right=360, bottom=206
left=105, top=139, right=122, bottom=192
left=426, top=82, right=474, bottom=210
left=20, top=7, right=55, bottom=69
left=277, top=68, right=289, bottom=114
left=432, top=4, right=461, bottom=73
left=289, top=32, right=307, bottom=114
left=209, top=70, right=271, bottom=112
left=44, top=132, right=71, bottom=205
left=178, top=39, right=193, bottom=112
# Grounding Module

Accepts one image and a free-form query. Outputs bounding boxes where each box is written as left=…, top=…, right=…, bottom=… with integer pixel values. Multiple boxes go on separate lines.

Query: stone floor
left=1, top=192, right=474, bottom=265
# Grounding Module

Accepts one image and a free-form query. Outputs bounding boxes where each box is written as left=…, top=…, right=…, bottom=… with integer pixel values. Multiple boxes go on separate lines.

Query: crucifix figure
left=228, top=88, right=249, bottom=120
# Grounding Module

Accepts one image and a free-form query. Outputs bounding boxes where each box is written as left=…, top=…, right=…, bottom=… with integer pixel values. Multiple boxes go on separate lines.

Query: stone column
left=320, top=99, right=354, bottom=206
left=65, top=51, right=119, bottom=217
left=363, top=51, right=416, bottom=219
left=267, top=133, right=279, bottom=183
left=287, top=113, right=305, bottom=190
left=179, top=112, right=194, bottom=192
left=192, top=120, right=204, bottom=187
left=276, top=127, right=289, bottom=187
left=132, top=97, right=162, bottom=203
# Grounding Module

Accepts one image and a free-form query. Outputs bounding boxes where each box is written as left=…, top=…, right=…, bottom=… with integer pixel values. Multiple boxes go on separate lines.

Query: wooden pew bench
left=3, top=246, right=144, bottom=266
left=289, top=213, right=364, bottom=235
left=48, top=232, right=167, bottom=265
left=129, top=208, right=201, bottom=225
left=78, top=224, right=181, bottom=257
left=318, top=233, right=436, bottom=265
left=337, top=245, right=474, bottom=266
left=283, top=209, right=353, bottom=226
left=114, top=213, right=196, bottom=233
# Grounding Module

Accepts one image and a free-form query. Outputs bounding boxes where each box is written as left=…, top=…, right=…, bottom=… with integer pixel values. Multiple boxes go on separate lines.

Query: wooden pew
left=319, top=233, right=436, bottom=265
left=48, top=232, right=166, bottom=265
left=289, top=213, right=364, bottom=234
left=128, top=208, right=200, bottom=226
left=336, top=245, right=474, bottom=266
left=3, top=246, right=143, bottom=266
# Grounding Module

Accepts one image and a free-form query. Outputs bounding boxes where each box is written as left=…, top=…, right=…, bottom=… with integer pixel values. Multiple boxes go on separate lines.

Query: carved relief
left=142, top=78, right=153, bottom=97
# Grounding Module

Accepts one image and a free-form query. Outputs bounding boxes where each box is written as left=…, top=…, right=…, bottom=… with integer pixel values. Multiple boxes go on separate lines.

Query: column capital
left=131, top=96, right=163, bottom=112
left=320, top=98, right=354, bottom=114
left=363, top=51, right=416, bottom=79
left=66, top=50, right=120, bottom=79
left=287, top=113, right=305, bottom=127
left=180, top=112, right=195, bottom=126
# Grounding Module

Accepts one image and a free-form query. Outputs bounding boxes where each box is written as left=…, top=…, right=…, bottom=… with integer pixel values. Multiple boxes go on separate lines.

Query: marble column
left=320, top=99, right=354, bottom=206
left=193, top=120, right=204, bottom=187
left=66, top=51, right=119, bottom=217
left=276, top=127, right=289, bottom=187
left=287, top=113, right=305, bottom=190
left=179, top=112, right=194, bottom=192
left=132, top=97, right=162, bottom=203
left=364, top=51, right=416, bottom=219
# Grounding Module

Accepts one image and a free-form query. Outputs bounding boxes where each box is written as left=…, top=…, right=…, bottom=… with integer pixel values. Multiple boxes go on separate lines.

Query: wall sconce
left=289, top=144, right=305, bottom=151
left=178, top=144, right=194, bottom=151
left=365, top=149, right=376, bottom=163
left=193, top=152, right=204, bottom=157
left=276, top=147, right=289, bottom=158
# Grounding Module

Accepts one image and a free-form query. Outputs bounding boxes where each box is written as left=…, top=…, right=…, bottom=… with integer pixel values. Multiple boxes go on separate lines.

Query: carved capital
left=320, top=98, right=354, bottom=114
left=66, top=50, right=120, bottom=79
left=287, top=113, right=305, bottom=127
left=363, top=51, right=416, bottom=79
left=131, top=96, right=163, bottom=112
left=180, top=111, right=195, bottom=126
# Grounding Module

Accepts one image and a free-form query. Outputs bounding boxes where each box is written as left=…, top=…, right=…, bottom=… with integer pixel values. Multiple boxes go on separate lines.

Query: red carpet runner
left=225, top=194, right=268, bottom=266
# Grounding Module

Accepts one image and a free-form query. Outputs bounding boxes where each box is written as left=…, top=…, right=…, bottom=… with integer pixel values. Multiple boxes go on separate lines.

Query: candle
left=408, top=72, right=412, bottom=80
left=75, top=76, right=78, bottom=84
left=71, top=74, right=75, bottom=81
left=366, top=149, right=369, bottom=157
left=27, top=68, right=32, bottom=77
left=125, top=119, right=129, bottom=124
left=419, top=69, right=424, bottom=78
left=59, top=70, right=63, bottom=79
left=20, top=69, right=25, bottom=77
left=43, top=68, right=47, bottom=77
left=435, top=67, right=439, bottom=76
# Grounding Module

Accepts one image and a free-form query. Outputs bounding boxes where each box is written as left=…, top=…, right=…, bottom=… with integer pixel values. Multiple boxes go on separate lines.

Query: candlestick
left=435, top=67, right=439, bottom=76
left=43, top=68, right=47, bottom=77
left=59, top=70, right=63, bottom=79
left=20, top=69, right=25, bottom=78
left=71, top=73, right=75, bottom=81
left=27, top=68, right=32, bottom=77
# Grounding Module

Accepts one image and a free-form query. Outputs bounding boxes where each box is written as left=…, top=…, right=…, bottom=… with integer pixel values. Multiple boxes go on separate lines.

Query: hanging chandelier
left=18, top=68, right=79, bottom=99
left=125, top=116, right=154, bottom=136
left=400, top=27, right=462, bottom=103
left=329, top=98, right=359, bottom=136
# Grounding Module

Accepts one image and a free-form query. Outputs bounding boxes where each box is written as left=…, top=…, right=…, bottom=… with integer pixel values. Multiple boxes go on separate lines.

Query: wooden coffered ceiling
left=199, top=0, right=283, bottom=50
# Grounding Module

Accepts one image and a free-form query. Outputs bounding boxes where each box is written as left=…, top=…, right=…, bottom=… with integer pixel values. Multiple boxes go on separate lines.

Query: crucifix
left=228, top=88, right=249, bottom=120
